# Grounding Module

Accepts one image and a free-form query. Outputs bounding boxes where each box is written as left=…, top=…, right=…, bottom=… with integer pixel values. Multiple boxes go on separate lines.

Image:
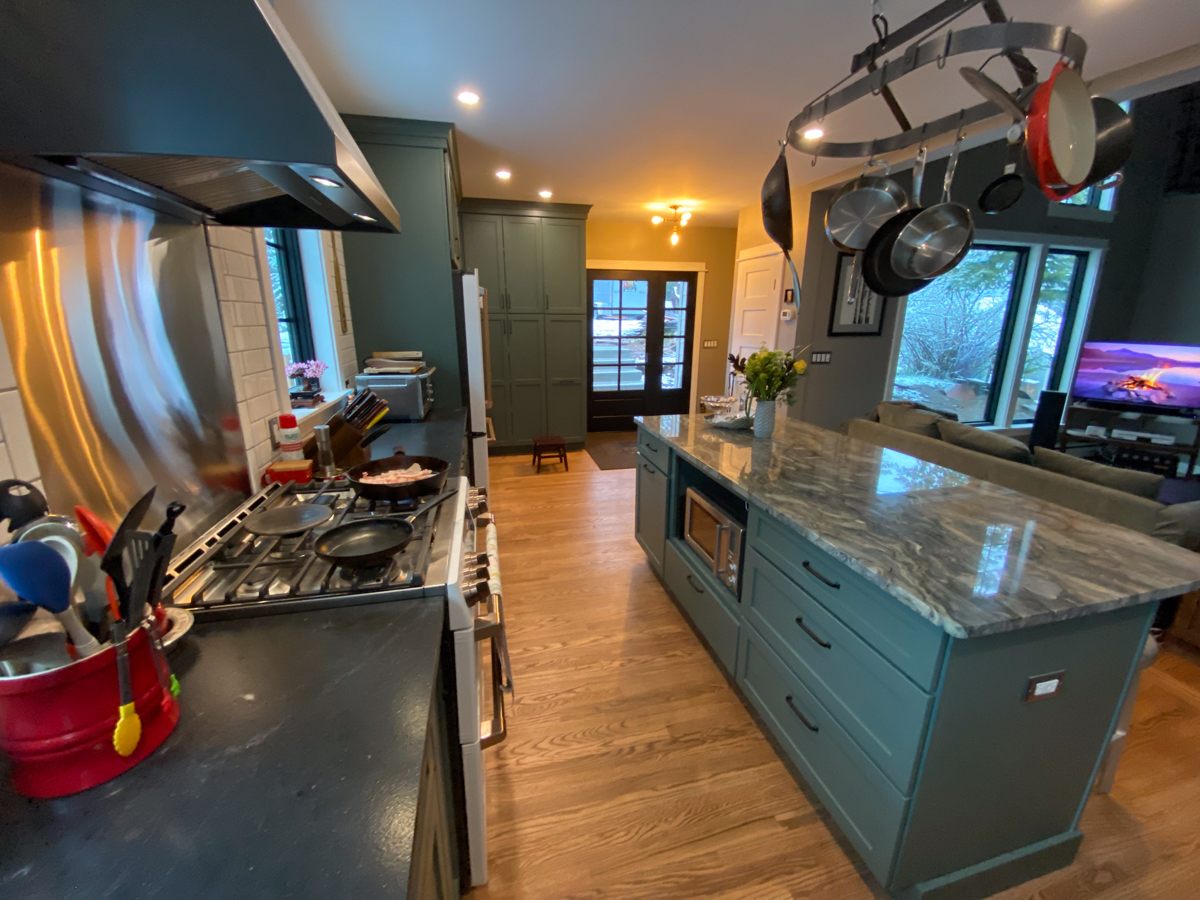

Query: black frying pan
left=345, top=455, right=449, bottom=503
left=313, top=488, right=458, bottom=568
left=761, top=144, right=803, bottom=306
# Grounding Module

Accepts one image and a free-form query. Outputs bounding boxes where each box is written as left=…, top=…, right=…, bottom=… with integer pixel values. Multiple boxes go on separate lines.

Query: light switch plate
left=702, top=339, right=719, bottom=349
left=810, top=351, right=832, bottom=364
left=1024, top=671, right=1065, bottom=703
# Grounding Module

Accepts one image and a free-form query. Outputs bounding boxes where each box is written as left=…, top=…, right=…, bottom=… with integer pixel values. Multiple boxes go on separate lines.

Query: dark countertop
left=0, top=597, right=445, bottom=899
left=372, top=407, right=469, bottom=477
left=639, top=415, right=1200, bottom=638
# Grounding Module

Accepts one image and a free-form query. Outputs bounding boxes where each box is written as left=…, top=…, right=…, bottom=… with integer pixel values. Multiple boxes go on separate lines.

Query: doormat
left=586, top=440, right=639, bottom=470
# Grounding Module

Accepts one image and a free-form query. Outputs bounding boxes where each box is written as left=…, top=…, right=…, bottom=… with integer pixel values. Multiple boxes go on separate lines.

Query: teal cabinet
left=501, top=216, right=543, bottom=312
left=545, top=316, right=586, bottom=443
left=506, top=315, right=546, bottom=443
left=635, top=456, right=669, bottom=572
left=663, top=540, right=739, bottom=673
left=487, top=315, right=511, bottom=444
left=542, top=219, right=586, bottom=313
left=462, top=214, right=506, bottom=313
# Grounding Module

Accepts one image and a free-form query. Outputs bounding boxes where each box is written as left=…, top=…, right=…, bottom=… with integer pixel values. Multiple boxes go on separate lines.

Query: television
left=1071, top=342, right=1200, bottom=413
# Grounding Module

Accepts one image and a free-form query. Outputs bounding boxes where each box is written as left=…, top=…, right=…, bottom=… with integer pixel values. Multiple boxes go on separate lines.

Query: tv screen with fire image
left=1072, top=342, right=1200, bottom=411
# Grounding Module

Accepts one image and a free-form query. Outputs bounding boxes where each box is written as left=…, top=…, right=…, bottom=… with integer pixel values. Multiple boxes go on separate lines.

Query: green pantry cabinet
left=634, top=422, right=1154, bottom=900
left=461, top=200, right=589, bottom=447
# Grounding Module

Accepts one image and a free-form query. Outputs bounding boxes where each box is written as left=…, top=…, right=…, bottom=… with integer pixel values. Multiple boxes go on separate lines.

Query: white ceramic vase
left=753, top=397, right=776, bottom=438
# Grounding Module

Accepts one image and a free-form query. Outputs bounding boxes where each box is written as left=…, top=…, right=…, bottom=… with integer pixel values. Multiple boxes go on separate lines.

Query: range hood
left=0, top=0, right=399, bottom=233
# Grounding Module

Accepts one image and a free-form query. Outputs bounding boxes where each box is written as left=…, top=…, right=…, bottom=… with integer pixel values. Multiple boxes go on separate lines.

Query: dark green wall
left=340, top=121, right=462, bottom=410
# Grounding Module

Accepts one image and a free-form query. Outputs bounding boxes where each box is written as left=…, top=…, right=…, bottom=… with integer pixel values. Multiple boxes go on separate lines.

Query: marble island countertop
left=639, top=415, right=1200, bottom=638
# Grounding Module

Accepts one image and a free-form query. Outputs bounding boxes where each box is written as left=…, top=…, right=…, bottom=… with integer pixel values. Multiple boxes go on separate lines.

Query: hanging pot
left=1084, top=97, right=1134, bottom=186
left=891, top=131, right=974, bottom=281
left=1026, top=60, right=1097, bottom=199
left=824, top=159, right=908, bottom=252
left=761, top=144, right=802, bottom=305
left=979, top=125, right=1026, bottom=214
left=862, top=143, right=934, bottom=297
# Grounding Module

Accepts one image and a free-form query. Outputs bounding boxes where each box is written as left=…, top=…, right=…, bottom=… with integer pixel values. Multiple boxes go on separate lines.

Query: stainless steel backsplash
left=0, top=163, right=249, bottom=543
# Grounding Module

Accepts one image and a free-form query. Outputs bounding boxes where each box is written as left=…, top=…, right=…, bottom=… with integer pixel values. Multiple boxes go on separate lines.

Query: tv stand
left=1057, top=400, right=1200, bottom=479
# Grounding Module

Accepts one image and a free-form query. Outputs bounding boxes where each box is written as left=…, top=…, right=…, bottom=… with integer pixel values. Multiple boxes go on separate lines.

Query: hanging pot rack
left=786, top=9, right=1088, bottom=161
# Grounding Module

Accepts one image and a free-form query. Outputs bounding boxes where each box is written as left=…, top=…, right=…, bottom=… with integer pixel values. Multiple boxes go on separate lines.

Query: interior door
left=587, top=270, right=698, bottom=431
left=729, top=251, right=784, bottom=390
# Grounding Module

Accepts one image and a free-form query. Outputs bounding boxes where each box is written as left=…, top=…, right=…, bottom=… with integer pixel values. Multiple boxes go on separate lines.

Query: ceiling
left=274, top=0, right=1200, bottom=227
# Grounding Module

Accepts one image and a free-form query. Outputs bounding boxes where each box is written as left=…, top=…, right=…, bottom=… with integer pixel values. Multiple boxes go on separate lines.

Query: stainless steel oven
left=683, top=487, right=743, bottom=594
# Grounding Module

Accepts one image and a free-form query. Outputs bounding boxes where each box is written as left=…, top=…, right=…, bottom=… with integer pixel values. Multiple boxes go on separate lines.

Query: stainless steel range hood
left=0, top=0, right=400, bottom=233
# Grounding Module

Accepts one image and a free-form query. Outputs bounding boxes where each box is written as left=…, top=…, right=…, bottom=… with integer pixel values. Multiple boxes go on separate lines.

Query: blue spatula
left=0, top=542, right=101, bottom=657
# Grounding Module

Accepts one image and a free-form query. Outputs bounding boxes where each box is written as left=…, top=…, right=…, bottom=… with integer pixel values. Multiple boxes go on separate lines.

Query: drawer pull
left=795, top=616, right=832, bottom=649
left=643, top=441, right=659, bottom=453
left=784, top=694, right=819, bottom=733
left=802, top=560, right=840, bottom=589
left=684, top=574, right=705, bottom=594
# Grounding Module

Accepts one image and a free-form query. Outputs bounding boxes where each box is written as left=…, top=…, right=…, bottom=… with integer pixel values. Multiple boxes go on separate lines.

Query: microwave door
left=684, top=492, right=724, bottom=577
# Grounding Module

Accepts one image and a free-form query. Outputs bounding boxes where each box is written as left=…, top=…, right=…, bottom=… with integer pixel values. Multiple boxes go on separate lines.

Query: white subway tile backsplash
left=234, top=302, right=266, bottom=327
left=243, top=370, right=277, bottom=400
left=242, top=348, right=274, bottom=375
left=234, top=326, right=269, bottom=352
left=0, top=391, right=40, bottom=481
left=208, top=227, right=255, bottom=256
left=246, top=392, right=277, bottom=424
left=220, top=248, right=259, bottom=280
left=0, top=441, right=13, bottom=481
left=223, top=274, right=264, bottom=304
left=0, top=332, right=16, bottom=393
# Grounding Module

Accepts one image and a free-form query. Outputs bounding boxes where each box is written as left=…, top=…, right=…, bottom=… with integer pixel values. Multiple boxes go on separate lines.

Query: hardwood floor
left=475, top=447, right=1200, bottom=899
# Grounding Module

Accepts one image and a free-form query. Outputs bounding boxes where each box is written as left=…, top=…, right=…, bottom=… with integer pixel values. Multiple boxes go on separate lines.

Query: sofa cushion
left=877, top=404, right=946, bottom=438
left=937, top=419, right=1033, bottom=465
left=1032, top=447, right=1165, bottom=500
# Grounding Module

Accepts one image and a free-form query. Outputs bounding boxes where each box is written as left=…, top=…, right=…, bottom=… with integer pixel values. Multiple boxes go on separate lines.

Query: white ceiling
left=275, top=0, right=1200, bottom=226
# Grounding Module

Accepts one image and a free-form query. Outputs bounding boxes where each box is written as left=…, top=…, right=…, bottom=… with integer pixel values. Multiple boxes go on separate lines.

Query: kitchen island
left=635, top=414, right=1200, bottom=900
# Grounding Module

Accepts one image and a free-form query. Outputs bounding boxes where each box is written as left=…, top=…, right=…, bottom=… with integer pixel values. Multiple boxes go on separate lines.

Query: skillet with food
left=345, top=454, right=449, bottom=502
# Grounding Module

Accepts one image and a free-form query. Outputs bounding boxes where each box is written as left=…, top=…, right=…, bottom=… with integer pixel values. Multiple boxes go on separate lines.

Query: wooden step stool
left=532, top=435, right=568, bottom=472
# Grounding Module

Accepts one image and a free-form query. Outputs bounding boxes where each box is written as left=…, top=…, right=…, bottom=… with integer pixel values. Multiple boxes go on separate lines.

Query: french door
left=586, top=270, right=698, bottom=431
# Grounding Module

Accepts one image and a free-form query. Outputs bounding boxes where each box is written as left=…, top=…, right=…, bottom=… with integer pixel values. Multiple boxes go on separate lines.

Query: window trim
left=888, top=231, right=1107, bottom=429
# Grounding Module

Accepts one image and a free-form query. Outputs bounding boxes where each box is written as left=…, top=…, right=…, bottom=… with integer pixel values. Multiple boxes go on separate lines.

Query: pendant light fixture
left=651, top=205, right=691, bottom=247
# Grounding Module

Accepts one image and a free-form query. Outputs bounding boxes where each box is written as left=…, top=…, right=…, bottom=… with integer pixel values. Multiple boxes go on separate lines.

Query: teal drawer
left=737, top=623, right=907, bottom=883
left=637, top=428, right=670, bottom=474
left=664, top=540, right=738, bottom=674
left=743, top=548, right=932, bottom=794
left=747, top=507, right=945, bottom=690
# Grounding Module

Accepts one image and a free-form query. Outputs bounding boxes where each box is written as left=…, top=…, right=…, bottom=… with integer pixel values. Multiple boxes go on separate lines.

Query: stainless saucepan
left=890, top=131, right=974, bottom=281
left=825, top=159, right=908, bottom=252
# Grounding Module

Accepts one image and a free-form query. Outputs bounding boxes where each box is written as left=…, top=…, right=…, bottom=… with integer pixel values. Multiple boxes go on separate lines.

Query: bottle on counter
left=278, top=413, right=304, bottom=461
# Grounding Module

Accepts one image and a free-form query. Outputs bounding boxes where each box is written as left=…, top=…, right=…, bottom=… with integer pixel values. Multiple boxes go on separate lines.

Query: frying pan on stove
left=314, top=488, right=458, bottom=568
left=345, top=455, right=449, bottom=502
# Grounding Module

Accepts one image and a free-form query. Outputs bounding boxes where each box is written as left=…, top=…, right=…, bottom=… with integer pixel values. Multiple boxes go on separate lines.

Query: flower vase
left=753, top=398, right=776, bottom=439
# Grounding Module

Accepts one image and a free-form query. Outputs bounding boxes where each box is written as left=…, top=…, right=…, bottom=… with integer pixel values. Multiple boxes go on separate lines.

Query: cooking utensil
left=363, top=404, right=390, bottom=431
left=0, top=600, right=36, bottom=649
left=1026, top=60, right=1097, bottom=198
left=980, top=127, right=1026, bottom=214
left=242, top=503, right=333, bottom=537
left=313, top=487, right=458, bottom=569
left=344, top=390, right=374, bottom=426
left=960, top=66, right=1025, bottom=123
left=761, top=144, right=803, bottom=306
left=0, top=480, right=49, bottom=534
left=160, top=606, right=194, bottom=653
left=0, top=542, right=101, bottom=657
left=147, top=502, right=184, bottom=696
left=74, top=505, right=114, bottom=556
left=358, top=423, right=392, bottom=450
left=345, top=454, right=450, bottom=503
left=825, top=159, right=908, bottom=252
left=891, top=132, right=974, bottom=280
left=0, top=632, right=72, bottom=677
left=100, top=487, right=157, bottom=616
left=862, top=144, right=934, bottom=298
left=1083, top=96, right=1134, bottom=187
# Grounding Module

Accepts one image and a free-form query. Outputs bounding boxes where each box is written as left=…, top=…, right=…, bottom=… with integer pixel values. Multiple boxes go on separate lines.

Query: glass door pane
left=660, top=280, right=691, bottom=393
left=1014, top=250, right=1087, bottom=421
left=891, top=246, right=1025, bottom=423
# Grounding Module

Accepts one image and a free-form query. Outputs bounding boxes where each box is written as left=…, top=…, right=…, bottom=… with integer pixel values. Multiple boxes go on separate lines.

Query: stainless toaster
left=354, top=368, right=435, bottom=422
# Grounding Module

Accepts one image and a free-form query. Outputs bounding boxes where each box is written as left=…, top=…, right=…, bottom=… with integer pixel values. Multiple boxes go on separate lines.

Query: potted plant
left=286, top=359, right=328, bottom=393
left=741, top=346, right=808, bottom=438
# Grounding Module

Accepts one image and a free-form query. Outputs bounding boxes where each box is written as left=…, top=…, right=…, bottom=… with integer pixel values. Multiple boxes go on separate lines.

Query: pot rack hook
left=1059, top=25, right=1073, bottom=64
left=818, top=94, right=829, bottom=123
left=872, top=58, right=888, bottom=96
left=936, top=31, right=953, bottom=69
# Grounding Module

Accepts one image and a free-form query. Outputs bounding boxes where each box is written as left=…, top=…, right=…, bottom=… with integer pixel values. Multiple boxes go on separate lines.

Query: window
left=591, top=279, right=648, bottom=391
left=263, top=227, right=315, bottom=367
left=890, top=240, right=1102, bottom=427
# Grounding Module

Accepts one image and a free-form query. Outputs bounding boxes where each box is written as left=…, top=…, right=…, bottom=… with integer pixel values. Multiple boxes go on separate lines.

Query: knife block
left=302, top=413, right=369, bottom=470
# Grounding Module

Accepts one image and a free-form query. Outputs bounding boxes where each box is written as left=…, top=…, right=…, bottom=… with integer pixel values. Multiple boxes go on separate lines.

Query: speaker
left=1028, top=391, right=1067, bottom=450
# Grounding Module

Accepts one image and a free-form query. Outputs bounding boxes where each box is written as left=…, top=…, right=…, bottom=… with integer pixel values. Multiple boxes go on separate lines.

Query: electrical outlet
left=1024, top=671, right=1065, bottom=703
left=702, top=339, right=719, bottom=349
left=810, top=351, right=832, bottom=364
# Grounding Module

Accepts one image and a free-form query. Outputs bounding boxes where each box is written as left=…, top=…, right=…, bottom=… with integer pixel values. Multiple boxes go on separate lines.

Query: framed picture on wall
left=828, top=252, right=886, bottom=336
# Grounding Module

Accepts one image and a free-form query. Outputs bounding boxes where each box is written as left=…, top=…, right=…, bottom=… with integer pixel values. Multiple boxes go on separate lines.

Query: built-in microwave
left=683, top=487, right=744, bottom=594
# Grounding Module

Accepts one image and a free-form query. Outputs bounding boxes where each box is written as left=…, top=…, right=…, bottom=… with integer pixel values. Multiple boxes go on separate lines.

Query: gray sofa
left=846, top=409, right=1200, bottom=550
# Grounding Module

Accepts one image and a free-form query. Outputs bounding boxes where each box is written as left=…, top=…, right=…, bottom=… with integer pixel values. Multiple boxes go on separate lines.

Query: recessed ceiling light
left=495, top=170, right=511, bottom=180
left=538, top=190, right=553, bottom=198
left=802, top=127, right=825, bottom=141
left=353, top=213, right=376, bottom=222
left=651, top=215, right=664, bottom=225
left=311, top=176, right=341, bottom=188
left=457, top=91, right=480, bottom=105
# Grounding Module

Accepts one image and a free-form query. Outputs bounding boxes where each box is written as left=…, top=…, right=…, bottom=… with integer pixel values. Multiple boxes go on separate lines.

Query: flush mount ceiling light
left=311, top=176, right=341, bottom=188
left=457, top=91, right=480, bottom=104
left=353, top=213, right=376, bottom=223
left=802, top=127, right=824, bottom=141
left=495, top=170, right=511, bottom=180
left=539, top=190, right=552, bottom=198
left=652, top=205, right=691, bottom=247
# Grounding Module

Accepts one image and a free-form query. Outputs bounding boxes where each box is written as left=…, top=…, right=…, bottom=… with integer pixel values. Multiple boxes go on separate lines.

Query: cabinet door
left=501, top=216, right=543, bottom=312
left=463, top=214, right=506, bottom=313
left=635, top=457, right=669, bottom=572
left=542, top=218, right=586, bottom=314
left=545, top=315, right=586, bottom=443
left=487, top=315, right=512, bottom=444
left=507, top=315, right=546, bottom=442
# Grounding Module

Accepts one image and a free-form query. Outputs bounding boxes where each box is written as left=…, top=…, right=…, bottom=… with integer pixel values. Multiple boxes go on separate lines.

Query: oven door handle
left=475, top=617, right=508, bottom=749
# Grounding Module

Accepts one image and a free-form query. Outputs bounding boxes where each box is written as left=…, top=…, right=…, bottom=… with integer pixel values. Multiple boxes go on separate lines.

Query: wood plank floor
left=474, top=447, right=1200, bottom=899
